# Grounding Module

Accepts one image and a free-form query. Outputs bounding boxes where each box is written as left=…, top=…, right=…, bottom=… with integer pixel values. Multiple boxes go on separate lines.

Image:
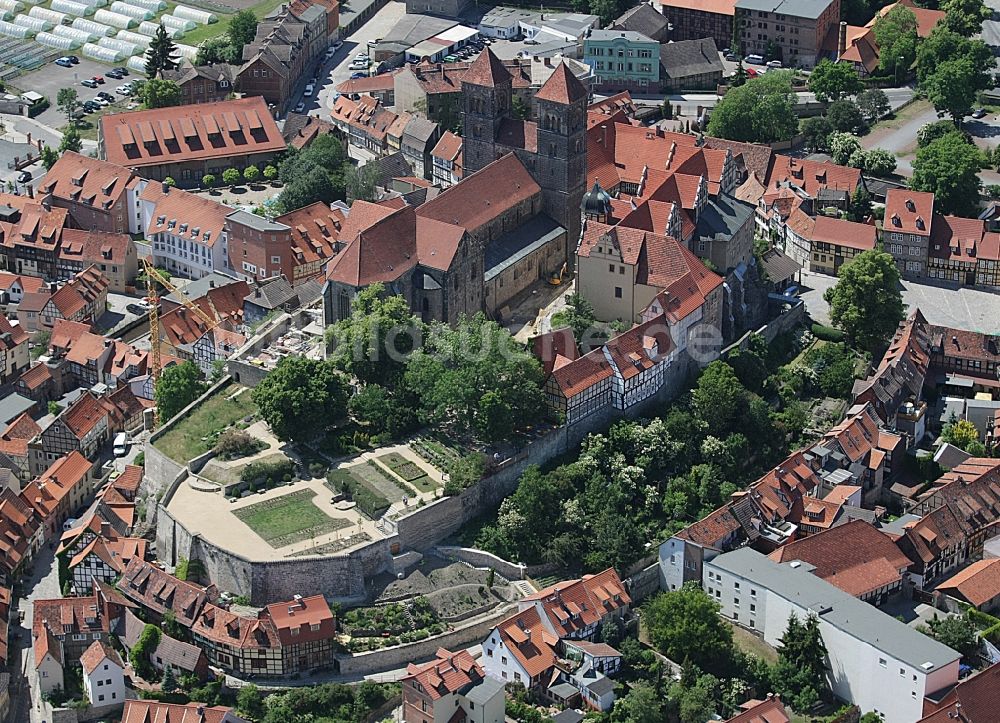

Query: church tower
left=533, top=63, right=588, bottom=267
left=461, top=49, right=512, bottom=176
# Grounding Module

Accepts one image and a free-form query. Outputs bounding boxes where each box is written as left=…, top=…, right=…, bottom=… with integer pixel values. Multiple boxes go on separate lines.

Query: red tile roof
left=35, top=624, right=62, bottom=668
left=929, top=214, right=987, bottom=263
left=49, top=265, right=108, bottom=320
left=192, top=602, right=279, bottom=650
left=522, top=568, right=631, bottom=638
left=142, top=183, right=233, bottom=249
left=119, top=558, right=215, bottom=627
left=603, top=316, right=675, bottom=382
left=38, top=151, right=137, bottom=211
left=121, top=701, right=242, bottom=723
left=535, top=61, right=588, bottom=104
left=937, top=559, right=1000, bottom=608
left=0, top=271, right=45, bottom=295
left=275, top=201, right=345, bottom=271
left=809, top=215, right=877, bottom=252
left=100, top=97, right=286, bottom=170
left=264, top=594, right=335, bottom=645
left=404, top=647, right=485, bottom=700
left=33, top=592, right=108, bottom=639
left=21, top=451, right=93, bottom=522
left=325, top=205, right=417, bottom=287
left=532, top=327, right=580, bottom=377
left=885, top=188, right=935, bottom=236
left=550, top=346, right=613, bottom=398
left=431, top=130, right=462, bottom=162
left=919, top=663, right=1000, bottom=723
left=867, top=0, right=945, bottom=38
left=769, top=520, right=911, bottom=598
left=61, top=392, right=111, bottom=439
left=658, top=0, right=736, bottom=15
left=724, top=696, right=790, bottom=723
left=765, top=156, right=862, bottom=198
left=59, top=228, right=133, bottom=268
left=493, top=606, right=559, bottom=678
left=81, top=638, right=122, bottom=675
left=463, top=48, right=511, bottom=87
left=0, top=488, right=36, bottom=575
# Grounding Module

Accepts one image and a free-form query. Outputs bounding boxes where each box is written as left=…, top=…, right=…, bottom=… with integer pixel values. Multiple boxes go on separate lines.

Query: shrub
left=244, top=165, right=260, bottom=183
left=164, top=177, right=176, bottom=188
left=202, top=174, right=216, bottom=188
left=263, top=164, right=278, bottom=181
left=241, top=458, right=295, bottom=484
left=811, top=323, right=846, bottom=342
left=222, top=168, right=241, bottom=186
left=215, top=429, right=265, bottom=460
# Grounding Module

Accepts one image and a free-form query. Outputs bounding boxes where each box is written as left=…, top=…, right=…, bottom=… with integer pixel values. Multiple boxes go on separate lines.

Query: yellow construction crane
left=142, top=258, right=222, bottom=426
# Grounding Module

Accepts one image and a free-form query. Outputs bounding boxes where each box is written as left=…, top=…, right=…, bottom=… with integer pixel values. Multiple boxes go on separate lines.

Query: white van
left=113, top=432, right=129, bottom=457
left=744, top=54, right=764, bottom=65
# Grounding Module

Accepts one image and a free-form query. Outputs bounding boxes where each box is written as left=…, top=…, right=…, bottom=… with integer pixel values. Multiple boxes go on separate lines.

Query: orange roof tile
left=937, top=559, right=1000, bottom=608
left=535, top=61, right=588, bottom=104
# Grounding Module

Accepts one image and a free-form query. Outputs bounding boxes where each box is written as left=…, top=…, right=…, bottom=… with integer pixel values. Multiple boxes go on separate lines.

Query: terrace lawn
left=154, top=385, right=257, bottom=462
left=178, top=0, right=291, bottom=47
left=377, top=453, right=438, bottom=493
left=233, top=489, right=348, bottom=547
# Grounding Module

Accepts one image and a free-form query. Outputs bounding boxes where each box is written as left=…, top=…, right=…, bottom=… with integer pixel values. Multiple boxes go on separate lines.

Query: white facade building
left=81, top=640, right=126, bottom=708
left=704, top=548, right=960, bottom=723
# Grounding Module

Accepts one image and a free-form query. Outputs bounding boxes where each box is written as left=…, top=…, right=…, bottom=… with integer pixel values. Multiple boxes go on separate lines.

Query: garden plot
left=376, top=452, right=437, bottom=493
left=233, top=489, right=349, bottom=548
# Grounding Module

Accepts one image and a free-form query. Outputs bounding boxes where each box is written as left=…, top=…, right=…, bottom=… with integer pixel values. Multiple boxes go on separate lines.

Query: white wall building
left=704, top=548, right=961, bottom=723
left=81, top=640, right=126, bottom=708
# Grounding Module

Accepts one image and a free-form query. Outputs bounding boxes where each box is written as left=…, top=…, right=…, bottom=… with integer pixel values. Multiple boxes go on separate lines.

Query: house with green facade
left=582, top=29, right=659, bottom=93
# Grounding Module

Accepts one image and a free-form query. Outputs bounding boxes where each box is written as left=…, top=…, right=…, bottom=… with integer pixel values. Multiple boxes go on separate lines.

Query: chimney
left=26, top=185, right=33, bottom=199
left=838, top=21, right=847, bottom=57
left=41, top=197, right=51, bottom=212
left=161, top=181, right=170, bottom=194
left=209, top=279, right=215, bottom=288
left=101, top=521, right=111, bottom=538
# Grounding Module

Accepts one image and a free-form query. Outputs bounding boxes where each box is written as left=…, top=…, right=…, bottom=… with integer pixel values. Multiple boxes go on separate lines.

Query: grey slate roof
left=735, top=0, right=837, bottom=20
left=697, top=193, right=755, bottom=239
left=759, top=246, right=801, bottom=283
left=552, top=712, right=584, bottom=723
left=709, top=547, right=961, bottom=671
left=368, top=151, right=414, bottom=187
left=612, top=3, right=670, bottom=41
left=226, top=210, right=289, bottom=233
left=246, top=276, right=297, bottom=311
left=163, top=62, right=238, bottom=86
left=164, top=273, right=241, bottom=305
left=117, top=608, right=206, bottom=674
left=403, top=116, right=440, bottom=145
left=0, top=393, right=33, bottom=426
left=588, top=28, right=655, bottom=43
left=465, top=676, right=504, bottom=705
left=660, top=38, right=725, bottom=80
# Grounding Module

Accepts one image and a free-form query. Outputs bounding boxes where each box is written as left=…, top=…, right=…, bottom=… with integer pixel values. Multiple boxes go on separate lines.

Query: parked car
left=972, top=108, right=988, bottom=119
left=68, top=55, right=79, bottom=64
left=126, top=302, right=150, bottom=314
left=16, top=170, right=31, bottom=183
left=81, top=78, right=98, bottom=88
left=350, top=71, right=366, bottom=79
left=349, top=60, right=368, bottom=71
left=745, top=54, right=764, bottom=64
left=93, top=75, right=105, bottom=84
left=766, top=59, right=783, bottom=68
left=113, top=432, right=129, bottom=457
left=354, top=51, right=368, bottom=61
left=293, top=101, right=305, bottom=113
left=303, top=83, right=315, bottom=97
left=745, top=67, right=759, bottom=78
left=92, top=96, right=110, bottom=107
left=83, top=101, right=100, bottom=112
left=97, top=91, right=114, bottom=101
left=116, top=84, right=132, bottom=95
left=55, top=56, right=74, bottom=67
left=106, top=69, right=123, bottom=80
left=324, top=46, right=337, bottom=60
left=114, top=66, right=128, bottom=75
left=725, top=52, right=738, bottom=61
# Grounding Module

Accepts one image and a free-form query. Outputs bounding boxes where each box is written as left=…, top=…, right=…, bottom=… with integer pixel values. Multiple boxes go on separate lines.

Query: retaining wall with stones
left=335, top=604, right=515, bottom=676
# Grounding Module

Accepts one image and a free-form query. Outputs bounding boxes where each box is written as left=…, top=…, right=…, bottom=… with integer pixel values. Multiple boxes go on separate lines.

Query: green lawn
left=376, top=453, right=438, bottom=494
left=154, top=385, right=258, bottom=462
left=233, top=489, right=348, bottom=547
left=179, top=0, right=290, bottom=47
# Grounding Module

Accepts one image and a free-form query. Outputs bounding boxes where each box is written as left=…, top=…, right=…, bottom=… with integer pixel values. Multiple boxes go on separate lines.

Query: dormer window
left=905, top=199, right=915, bottom=211
left=891, top=214, right=901, bottom=227
left=156, top=215, right=166, bottom=226
left=916, top=216, right=925, bottom=230
left=179, top=223, right=188, bottom=233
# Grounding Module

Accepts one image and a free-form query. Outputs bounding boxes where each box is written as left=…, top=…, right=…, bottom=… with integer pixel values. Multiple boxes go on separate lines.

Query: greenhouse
left=82, top=40, right=124, bottom=61
left=115, top=28, right=149, bottom=47
left=173, top=42, right=197, bottom=60
left=138, top=19, right=181, bottom=37
left=74, top=0, right=109, bottom=6
left=0, top=10, right=11, bottom=20
left=53, top=24, right=97, bottom=42
left=109, top=1, right=150, bottom=20
left=0, top=19, right=32, bottom=37
left=51, top=0, right=95, bottom=16
left=94, top=7, right=136, bottom=27
left=36, top=30, right=81, bottom=48
left=12, top=13, right=51, bottom=31
left=27, top=6, right=65, bottom=24
left=159, top=14, right=195, bottom=32
left=72, top=17, right=114, bottom=36
left=98, top=35, right=135, bottom=54
left=125, top=51, right=148, bottom=73
left=0, top=0, right=25, bottom=14
left=124, top=0, right=163, bottom=10
left=172, top=4, right=215, bottom=24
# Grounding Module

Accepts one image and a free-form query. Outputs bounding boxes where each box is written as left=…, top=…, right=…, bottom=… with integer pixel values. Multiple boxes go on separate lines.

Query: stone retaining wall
left=335, top=605, right=514, bottom=676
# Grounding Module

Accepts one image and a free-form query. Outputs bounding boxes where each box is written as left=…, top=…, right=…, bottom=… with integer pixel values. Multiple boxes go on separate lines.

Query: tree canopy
left=873, top=5, right=918, bottom=77
left=823, top=249, right=905, bottom=353
left=644, top=583, right=737, bottom=675
left=140, top=78, right=183, bottom=109
left=773, top=614, right=830, bottom=711
left=146, top=23, right=179, bottom=77
left=911, top=129, right=984, bottom=217
left=942, top=0, right=991, bottom=36
left=808, top=59, right=863, bottom=102
left=925, top=55, right=992, bottom=124
left=707, top=71, right=798, bottom=143
left=251, top=356, right=349, bottom=442
left=857, top=88, right=891, bottom=125
left=155, top=360, right=207, bottom=422
left=277, top=135, right=349, bottom=212
left=941, top=417, right=985, bottom=454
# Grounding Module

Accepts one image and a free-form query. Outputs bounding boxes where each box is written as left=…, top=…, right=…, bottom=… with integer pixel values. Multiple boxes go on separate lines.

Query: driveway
left=799, top=269, right=1000, bottom=334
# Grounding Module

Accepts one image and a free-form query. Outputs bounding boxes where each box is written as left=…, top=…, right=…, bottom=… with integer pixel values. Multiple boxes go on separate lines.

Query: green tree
left=328, top=283, right=422, bottom=386
left=925, top=55, right=991, bottom=124
left=610, top=681, right=668, bottom=723
left=918, top=118, right=964, bottom=148
left=236, top=683, right=266, bottom=721
left=146, top=23, right=180, bottom=77
left=344, top=162, right=381, bottom=202
left=348, top=384, right=416, bottom=438
left=228, top=9, right=259, bottom=49
left=828, top=99, right=868, bottom=133
left=277, top=166, right=339, bottom=212
left=56, top=87, right=79, bottom=125
left=263, top=164, right=278, bottom=181
left=670, top=673, right=720, bottom=723
left=922, top=615, right=980, bottom=661
left=707, top=71, right=798, bottom=143
left=557, top=293, right=599, bottom=349
left=829, top=131, right=862, bottom=165
left=130, top=624, right=161, bottom=679
left=916, top=26, right=993, bottom=84
left=590, top=0, right=620, bottom=26
left=860, top=148, right=897, bottom=176
left=849, top=185, right=874, bottom=222
left=277, top=134, right=349, bottom=211
left=195, top=35, right=237, bottom=65
left=164, top=176, right=176, bottom=188
left=512, top=95, right=530, bottom=120
left=857, top=88, right=891, bottom=125
left=774, top=614, right=829, bottom=711
left=48, top=400, right=60, bottom=416
left=808, top=58, right=863, bottom=101
left=251, top=356, right=349, bottom=442
left=202, top=174, right=216, bottom=188
left=40, top=145, right=59, bottom=171
left=644, top=583, right=736, bottom=675
left=823, top=249, right=905, bottom=352
left=140, top=78, right=182, bottom=109
left=154, top=360, right=206, bottom=421
left=58, top=126, right=82, bottom=155
left=403, top=314, right=545, bottom=441
left=911, top=129, right=984, bottom=216
left=243, top=165, right=261, bottom=183
left=801, top=115, right=834, bottom=151
left=873, top=5, right=918, bottom=77
left=941, top=417, right=982, bottom=452
left=222, top=167, right=241, bottom=186
left=942, top=0, right=991, bottom=35
left=161, top=664, right=178, bottom=693
left=692, top=361, right=749, bottom=436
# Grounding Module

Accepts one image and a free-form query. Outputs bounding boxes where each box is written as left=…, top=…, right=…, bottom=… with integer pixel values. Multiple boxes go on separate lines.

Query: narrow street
left=11, top=545, right=60, bottom=723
